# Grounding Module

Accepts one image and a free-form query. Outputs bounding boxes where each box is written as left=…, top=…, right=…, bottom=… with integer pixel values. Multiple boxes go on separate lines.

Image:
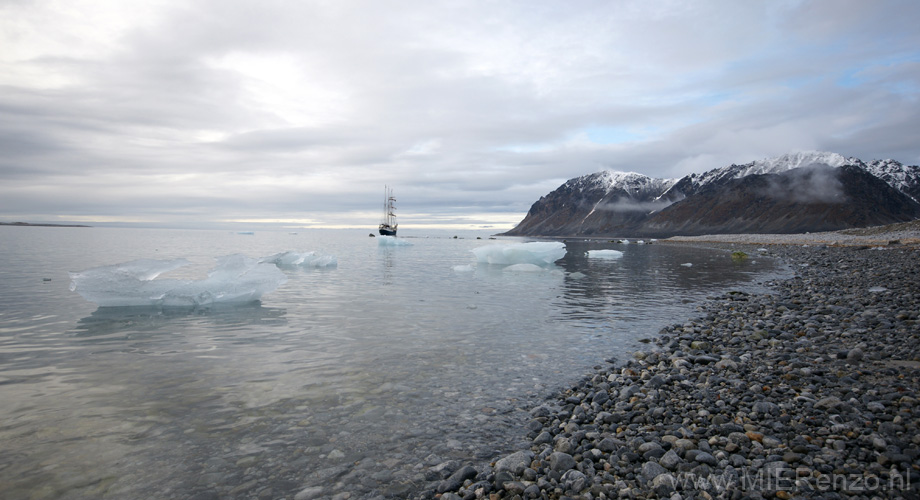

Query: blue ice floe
left=586, top=249, right=623, bottom=259
left=260, top=250, right=337, bottom=269
left=470, top=241, right=566, bottom=266
left=377, top=235, right=412, bottom=247
left=70, top=254, right=289, bottom=307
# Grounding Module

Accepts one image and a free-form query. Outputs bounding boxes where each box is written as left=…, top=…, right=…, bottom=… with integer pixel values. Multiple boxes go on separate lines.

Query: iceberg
left=377, top=235, right=412, bottom=247
left=452, top=264, right=475, bottom=272
left=260, top=250, right=337, bottom=269
left=586, top=249, right=623, bottom=259
left=69, top=254, right=288, bottom=307
left=470, top=241, right=565, bottom=266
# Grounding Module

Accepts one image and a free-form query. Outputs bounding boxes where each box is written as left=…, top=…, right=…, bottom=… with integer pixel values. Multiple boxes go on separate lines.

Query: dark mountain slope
left=503, top=171, right=676, bottom=237
left=503, top=152, right=920, bottom=237
left=640, top=165, right=920, bottom=236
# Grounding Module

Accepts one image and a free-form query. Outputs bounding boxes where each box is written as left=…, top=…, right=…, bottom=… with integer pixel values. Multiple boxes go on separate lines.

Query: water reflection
left=72, top=303, right=288, bottom=340
left=553, top=241, right=782, bottom=326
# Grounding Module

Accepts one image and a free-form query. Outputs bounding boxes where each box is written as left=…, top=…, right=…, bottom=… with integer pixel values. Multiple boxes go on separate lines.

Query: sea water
left=0, top=226, right=787, bottom=499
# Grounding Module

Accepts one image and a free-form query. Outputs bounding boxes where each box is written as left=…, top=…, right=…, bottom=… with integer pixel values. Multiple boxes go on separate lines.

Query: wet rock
left=494, top=450, right=534, bottom=476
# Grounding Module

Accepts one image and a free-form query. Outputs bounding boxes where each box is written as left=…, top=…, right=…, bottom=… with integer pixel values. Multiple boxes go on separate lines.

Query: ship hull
left=378, top=225, right=397, bottom=236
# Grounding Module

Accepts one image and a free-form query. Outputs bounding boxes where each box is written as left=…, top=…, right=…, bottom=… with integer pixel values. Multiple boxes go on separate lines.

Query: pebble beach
left=421, top=230, right=920, bottom=500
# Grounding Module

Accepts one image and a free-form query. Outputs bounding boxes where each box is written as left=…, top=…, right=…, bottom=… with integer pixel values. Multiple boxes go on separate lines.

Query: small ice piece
left=680, top=263, right=693, bottom=267
left=260, top=251, right=337, bottom=269
left=757, top=248, right=769, bottom=252
left=503, top=263, right=545, bottom=273
left=237, top=231, right=254, bottom=235
left=69, top=255, right=287, bottom=307
left=568, top=272, right=587, bottom=279
left=378, top=235, right=412, bottom=246
left=619, top=239, right=630, bottom=244
left=471, top=241, right=565, bottom=266
left=636, top=240, right=646, bottom=244
left=587, top=249, right=623, bottom=259
left=452, top=264, right=475, bottom=272
left=868, top=286, right=888, bottom=292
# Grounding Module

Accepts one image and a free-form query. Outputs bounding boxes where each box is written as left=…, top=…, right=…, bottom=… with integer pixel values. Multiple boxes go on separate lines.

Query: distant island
left=0, top=222, right=91, bottom=228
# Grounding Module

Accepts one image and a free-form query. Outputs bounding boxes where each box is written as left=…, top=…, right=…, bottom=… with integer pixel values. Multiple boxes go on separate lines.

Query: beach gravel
left=426, top=244, right=920, bottom=499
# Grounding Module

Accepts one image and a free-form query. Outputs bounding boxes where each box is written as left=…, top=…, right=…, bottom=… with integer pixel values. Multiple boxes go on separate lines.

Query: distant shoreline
left=505, top=219, right=920, bottom=247
left=0, top=222, right=91, bottom=228
left=663, top=219, right=920, bottom=247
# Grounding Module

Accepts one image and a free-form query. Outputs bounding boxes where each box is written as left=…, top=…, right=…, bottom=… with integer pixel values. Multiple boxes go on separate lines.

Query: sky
left=2, top=0, right=919, bottom=231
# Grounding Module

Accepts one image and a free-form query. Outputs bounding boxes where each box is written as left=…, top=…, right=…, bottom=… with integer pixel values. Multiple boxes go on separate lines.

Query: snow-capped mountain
left=861, top=159, right=920, bottom=203
left=504, top=152, right=920, bottom=237
left=557, top=170, right=677, bottom=201
left=504, top=170, right=679, bottom=236
left=662, top=151, right=854, bottom=200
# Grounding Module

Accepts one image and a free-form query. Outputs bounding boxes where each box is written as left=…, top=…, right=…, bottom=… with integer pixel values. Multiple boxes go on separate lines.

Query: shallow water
left=0, top=227, right=786, bottom=498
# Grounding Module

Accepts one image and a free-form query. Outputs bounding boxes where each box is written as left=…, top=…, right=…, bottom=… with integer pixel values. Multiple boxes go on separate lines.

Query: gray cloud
left=600, top=199, right=677, bottom=214
left=1, top=0, right=919, bottom=228
left=760, top=164, right=846, bottom=204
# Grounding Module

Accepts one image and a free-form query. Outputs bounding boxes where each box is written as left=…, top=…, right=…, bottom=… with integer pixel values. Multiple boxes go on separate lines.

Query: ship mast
left=386, top=186, right=396, bottom=227
left=379, top=185, right=397, bottom=232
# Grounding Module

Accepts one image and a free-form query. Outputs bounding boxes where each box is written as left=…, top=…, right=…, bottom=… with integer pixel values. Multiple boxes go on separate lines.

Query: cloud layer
left=2, top=0, right=919, bottom=229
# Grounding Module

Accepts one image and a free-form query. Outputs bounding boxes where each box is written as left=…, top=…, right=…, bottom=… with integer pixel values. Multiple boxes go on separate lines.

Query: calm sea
left=0, top=226, right=786, bottom=499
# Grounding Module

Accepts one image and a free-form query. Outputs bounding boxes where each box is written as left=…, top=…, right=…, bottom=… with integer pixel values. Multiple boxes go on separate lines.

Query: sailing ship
left=378, top=186, right=398, bottom=236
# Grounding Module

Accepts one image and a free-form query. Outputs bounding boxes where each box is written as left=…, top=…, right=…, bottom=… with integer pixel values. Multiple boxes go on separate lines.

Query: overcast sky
left=2, top=0, right=919, bottom=230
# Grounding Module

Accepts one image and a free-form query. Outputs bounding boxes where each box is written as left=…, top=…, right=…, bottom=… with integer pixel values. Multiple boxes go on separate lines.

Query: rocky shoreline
left=422, top=244, right=920, bottom=499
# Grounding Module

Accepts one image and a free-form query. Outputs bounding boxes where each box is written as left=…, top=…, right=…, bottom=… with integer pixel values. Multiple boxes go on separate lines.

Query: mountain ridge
left=503, top=151, right=920, bottom=237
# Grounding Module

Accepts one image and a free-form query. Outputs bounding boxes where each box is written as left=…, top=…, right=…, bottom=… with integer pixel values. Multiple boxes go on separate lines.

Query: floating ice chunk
left=568, top=272, right=587, bottom=279
left=680, top=263, right=693, bottom=267
left=636, top=240, right=646, bottom=244
left=503, top=263, right=546, bottom=273
left=260, top=251, right=337, bottom=269
left=587, top=249, right=623, bottom=259
left=868, top=286, right=888, bottom=292
left=237, top=231, right=254, bottom=235
left=378, top=235, right=412, bottom=246
left=619, top=239, right=630, bottom=244
left=471, top=242, right=565, bottom=266
left=452, top=264, right=475, bottom=272
left=69, top=255, right=287, bottom=307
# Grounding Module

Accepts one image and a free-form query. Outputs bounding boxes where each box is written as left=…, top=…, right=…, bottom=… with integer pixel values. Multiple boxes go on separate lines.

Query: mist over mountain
left=503, top=152, right=920, bottom=237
